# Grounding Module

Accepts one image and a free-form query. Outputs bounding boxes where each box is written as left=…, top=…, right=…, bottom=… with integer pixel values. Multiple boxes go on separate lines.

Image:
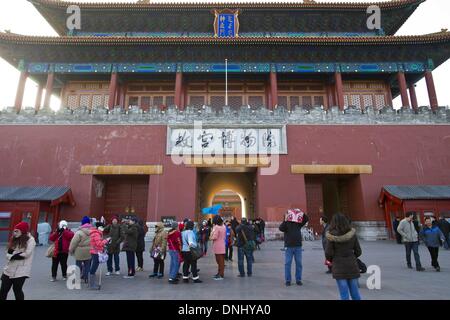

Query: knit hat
left=81, top=216, right=90, bottom=225
left=14, top=221, right=29, bottom=234
left=111, top=215, right=120, bottom=223
left=59, top=220, right=68, bottom=229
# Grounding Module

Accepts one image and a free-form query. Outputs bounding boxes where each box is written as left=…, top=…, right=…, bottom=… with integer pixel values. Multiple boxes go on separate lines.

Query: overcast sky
left=0, top=0, right=449, bottom=109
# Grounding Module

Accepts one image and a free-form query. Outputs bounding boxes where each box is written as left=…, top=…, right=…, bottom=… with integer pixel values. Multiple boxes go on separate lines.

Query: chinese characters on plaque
left=168, top=127, right=286, bottom=155
left=218, top=14, right=235, bottom=37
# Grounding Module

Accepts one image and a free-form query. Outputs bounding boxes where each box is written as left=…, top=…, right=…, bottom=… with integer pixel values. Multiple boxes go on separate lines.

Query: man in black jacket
left=279, top=209, right=309, bottom=286
left=236, top=218, right=256, bottom=277
left=392, top=217, right=402, bottom=244
left=436, top=216, right=450, bottom=249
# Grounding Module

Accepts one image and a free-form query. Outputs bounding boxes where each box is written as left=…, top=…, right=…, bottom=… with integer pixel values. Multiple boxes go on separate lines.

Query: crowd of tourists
left=1, top=209, right=449, bottom=300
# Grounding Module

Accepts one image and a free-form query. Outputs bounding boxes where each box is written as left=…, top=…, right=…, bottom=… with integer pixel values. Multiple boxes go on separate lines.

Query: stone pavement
left=1, top=240, right=449, bottom=300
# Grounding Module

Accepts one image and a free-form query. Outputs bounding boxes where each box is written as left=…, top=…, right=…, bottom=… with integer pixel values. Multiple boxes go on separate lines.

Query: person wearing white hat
left=49, top=220, right=74, bottom=282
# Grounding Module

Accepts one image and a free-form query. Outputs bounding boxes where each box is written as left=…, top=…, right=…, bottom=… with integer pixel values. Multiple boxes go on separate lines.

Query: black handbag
left=357, top=258, right=367, bottom=273
left=190, top=245, right=203, bottom=260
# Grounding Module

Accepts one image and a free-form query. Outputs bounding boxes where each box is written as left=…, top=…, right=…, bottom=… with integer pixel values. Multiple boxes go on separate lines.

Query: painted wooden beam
left=81, top=165, right=163, bottom=175
left=291, top=164, right=372, bottom=174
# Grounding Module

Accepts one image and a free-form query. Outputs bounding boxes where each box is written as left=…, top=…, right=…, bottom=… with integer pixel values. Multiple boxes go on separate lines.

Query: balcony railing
left=0, top=104, right=449, bottom=125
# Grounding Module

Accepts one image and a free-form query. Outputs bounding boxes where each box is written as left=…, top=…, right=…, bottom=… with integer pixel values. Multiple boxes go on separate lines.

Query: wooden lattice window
left=278, top=96, right=288, bottom=108
left=248, top=96, right=264, bottom=107
left=141, top=96, right=151, bottom=111
left=344, top=95, right=349, bottom=106
left=210, top=96, right=225, bottom=108
left=92, top=95, right=103, bottom=108
left=189, top=96, right=206, bottom=107
left=128, top=96, right=139, bottom=107
left=67, top=95, right=78, bottom=108
left=302, top=96, right=312, bottom=107
left=79, top=95, right=91, bottom=108
left=375, top=95, right=386, bottom=108
left=362, top=95, right=373, bottom=108
left=153, top=96, right=164, bottom=106
left=289, top=96, right=300, bottom=109
left=313, top=96, right=324, bottom=106
left=350, top=95, right=361, bottom=108
left=228, top=96, right=243, bottom=110
left=165, top=96, right=175, bottom=107
left=104, top=95, right=109, bottom=108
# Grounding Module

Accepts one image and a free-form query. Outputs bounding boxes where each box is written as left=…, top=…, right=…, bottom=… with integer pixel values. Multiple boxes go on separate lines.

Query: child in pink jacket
left=89, top=222, right=110, bottom=290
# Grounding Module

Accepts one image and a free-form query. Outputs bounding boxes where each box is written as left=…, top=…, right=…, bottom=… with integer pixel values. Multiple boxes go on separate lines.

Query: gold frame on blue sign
left=213, top=9, right=240, bottom=38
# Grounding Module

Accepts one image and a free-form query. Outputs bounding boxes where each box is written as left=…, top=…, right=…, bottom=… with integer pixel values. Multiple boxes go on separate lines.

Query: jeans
left=285, top=246, right=303, bottom=282
left=89, top=253, right=100, bottom=275
left=0, top=274, right=27, bottom=300
left=404, top=242, right=422, bottom=268
left=225, top=245, right=233, bottom=260
left=200, top=241, right=208, bottom=255
left=182, top=252, right=198, bottom=280
left=336, top=278, right=361, bottom=300
left=152, top=258, right=164, bottom=276
left=51, top=253, right=69, bottom=278
left=427, top=247, right=440, bottom=268
left=237, top=247, right=253, bottom=276
left=126, top=251, right=136, bottom=276
left=136, top=251, right=144, bottom=269
left=107, top=253, right=120, bottom=273
left=76, top=259, right=91, bottom=280
left=168, top=250, right=180, bottom=280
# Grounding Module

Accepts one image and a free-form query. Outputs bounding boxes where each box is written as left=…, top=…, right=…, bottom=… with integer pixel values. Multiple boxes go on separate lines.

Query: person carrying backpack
left=236, top=218, right=256, bottom=277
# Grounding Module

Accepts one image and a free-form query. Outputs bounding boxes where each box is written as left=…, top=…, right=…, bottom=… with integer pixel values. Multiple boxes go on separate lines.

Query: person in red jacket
left=49, top=220, right=74, bottom=282
left=89, top=222, right=110, bottom=290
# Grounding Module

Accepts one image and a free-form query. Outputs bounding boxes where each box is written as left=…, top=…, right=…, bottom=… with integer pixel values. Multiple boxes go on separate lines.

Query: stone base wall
left=353, top=221, right=389, bottom=241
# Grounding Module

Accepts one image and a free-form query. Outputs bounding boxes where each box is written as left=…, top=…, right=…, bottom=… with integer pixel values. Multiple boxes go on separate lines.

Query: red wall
left=0, top=124, right=449, bottom=223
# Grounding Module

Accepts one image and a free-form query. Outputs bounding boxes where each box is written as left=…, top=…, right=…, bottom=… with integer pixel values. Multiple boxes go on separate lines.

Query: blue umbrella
left=202, top=204, right=223, bottom=215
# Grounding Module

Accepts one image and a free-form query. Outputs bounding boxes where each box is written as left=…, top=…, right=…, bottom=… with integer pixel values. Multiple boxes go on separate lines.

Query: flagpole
left=225, top=58, right=228, bottom=106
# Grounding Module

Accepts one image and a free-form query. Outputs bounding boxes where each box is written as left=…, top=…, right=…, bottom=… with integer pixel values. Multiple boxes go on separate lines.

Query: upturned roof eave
left=1, top=31, right=449, bottom=46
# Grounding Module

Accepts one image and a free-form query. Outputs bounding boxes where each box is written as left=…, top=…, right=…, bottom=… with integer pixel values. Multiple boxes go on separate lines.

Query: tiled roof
left=0, top=186, right=72, bottom=201
left=383, top=185, right=450, bottom=200
left=28, top=0, right=425, bottom=10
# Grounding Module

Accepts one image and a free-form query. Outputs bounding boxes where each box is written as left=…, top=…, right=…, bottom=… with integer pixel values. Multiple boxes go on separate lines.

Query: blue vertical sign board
left=218, top=14, right=235, bottom=37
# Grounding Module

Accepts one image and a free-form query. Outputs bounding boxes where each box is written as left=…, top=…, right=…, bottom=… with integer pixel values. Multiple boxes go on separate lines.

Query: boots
left=89, top=274, right=100, bottom=290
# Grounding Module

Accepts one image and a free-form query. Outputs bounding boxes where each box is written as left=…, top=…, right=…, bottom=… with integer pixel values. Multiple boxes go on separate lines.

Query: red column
left=34, top=83, right=44, bottom=112
left=265, top=80, right=272, bottom=110
left=269, top=71, right=278, bottom=110
left=396, top=71, right=410, bottom=108
left=334, top=72, right=344, bottom=111
left=425, top=70, right=438, bottom=111
left=115, top=84, right=121, bottom=106
left=408, top=83, right=419, bottom=111
left=43, top=72, right=55, bottom=110
left=14, top=71, right=28, bottom=113
left=386, top=82, right=394, bottom=107
left=183, top=82, right=189, bottom=109
left=325, top=83, right=334, bottom=111
left=108, top=72, right=118, bottom=110
left=174, top=71, right=183, bottom=110
left=119, top=84, right=126, bottom=107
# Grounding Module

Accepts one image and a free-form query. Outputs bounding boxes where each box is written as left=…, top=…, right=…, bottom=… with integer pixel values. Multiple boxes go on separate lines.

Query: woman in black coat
left=325, top=213, right=362, bottom=300
left=135, top=220, right=146, bottom=271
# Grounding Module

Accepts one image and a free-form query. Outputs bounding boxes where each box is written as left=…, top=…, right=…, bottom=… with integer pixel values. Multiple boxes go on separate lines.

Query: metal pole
left=225, top=59, right=228, bottom=106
